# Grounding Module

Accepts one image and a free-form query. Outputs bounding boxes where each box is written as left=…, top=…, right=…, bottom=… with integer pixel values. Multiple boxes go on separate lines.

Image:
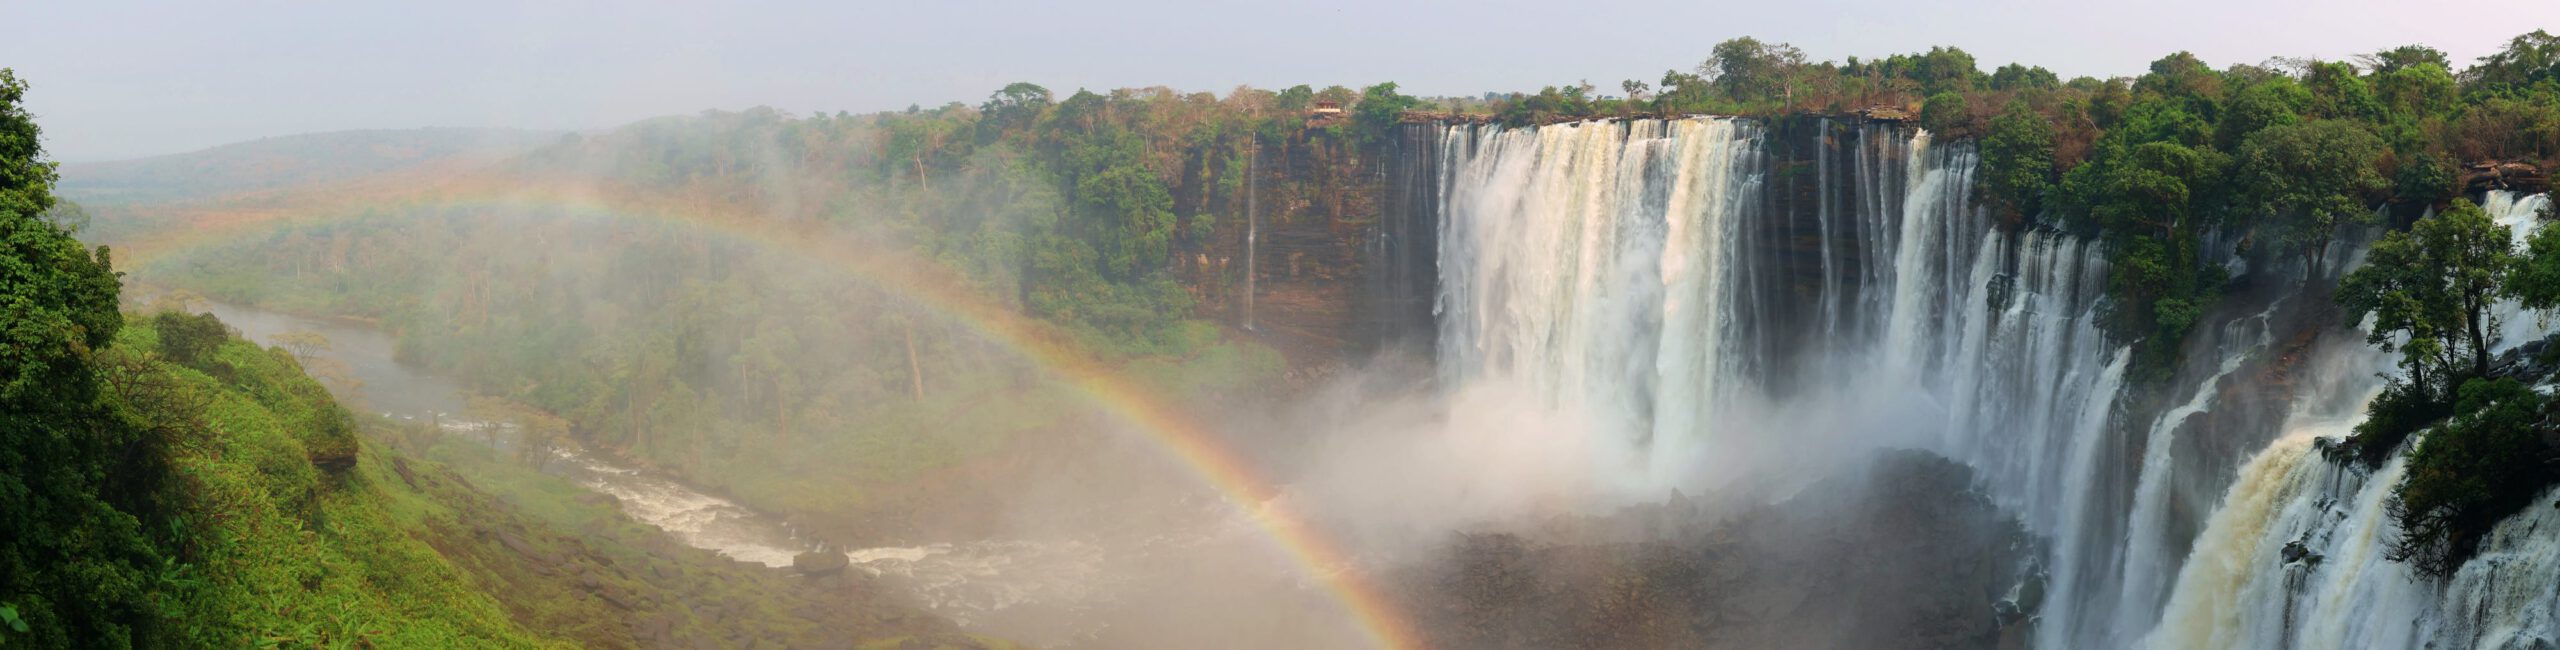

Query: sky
left=6, top=0, right=2555, bottom=162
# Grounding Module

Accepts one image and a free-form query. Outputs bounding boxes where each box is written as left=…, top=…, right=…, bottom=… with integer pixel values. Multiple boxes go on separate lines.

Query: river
left=200, top=301, right=1139, bottom=645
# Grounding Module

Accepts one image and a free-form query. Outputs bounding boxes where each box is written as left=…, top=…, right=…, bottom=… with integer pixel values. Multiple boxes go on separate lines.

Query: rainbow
left=111, top=177, right=1425, bottom=650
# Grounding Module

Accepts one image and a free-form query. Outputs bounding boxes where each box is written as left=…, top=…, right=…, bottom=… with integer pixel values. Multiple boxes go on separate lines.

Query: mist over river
left=199, top=300, right=1365, bottom=648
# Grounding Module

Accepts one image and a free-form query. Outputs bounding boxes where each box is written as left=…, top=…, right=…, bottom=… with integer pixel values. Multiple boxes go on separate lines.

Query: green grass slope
left=28, top=314, right=982, bottom=648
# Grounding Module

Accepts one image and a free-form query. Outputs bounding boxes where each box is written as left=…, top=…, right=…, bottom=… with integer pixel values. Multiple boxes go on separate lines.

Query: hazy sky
left=7, top=0, right=2555, bottom=161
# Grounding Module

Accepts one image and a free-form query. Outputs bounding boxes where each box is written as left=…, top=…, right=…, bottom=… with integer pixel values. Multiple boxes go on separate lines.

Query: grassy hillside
left=65, top=312, right=986, bottom=648
left=112, top=315, right=546, bottom=646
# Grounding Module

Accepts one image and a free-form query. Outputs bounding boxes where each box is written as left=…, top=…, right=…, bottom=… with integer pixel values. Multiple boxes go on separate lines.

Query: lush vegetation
left=2333, top=194, right=2560, bottom=576
left=4, top=68, right=965, bottom=648
left=2, top=65, right=174, bottom=649
left=2384, top=377, right=2554, bottom=578
left=4, top=92, right=550, bottom=643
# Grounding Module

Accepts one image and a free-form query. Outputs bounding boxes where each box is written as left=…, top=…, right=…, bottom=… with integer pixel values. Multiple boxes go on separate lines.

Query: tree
left=0, top=67, right=174, bottom=647
left=1699, top=37, right=1805, bottom=106
left=2134, top=52, right=2222, bottom=117
left=2214, top=77, right=2309, bottom=150
left=2305, top=61, right=2384, bottom=121
left=2339, top=199, right=2515, bottom=393
left=273, top=330, right=331, bottom=360
left=2373, top=62, right=2458, bottom=120
left=1353, top=82, right=1422, bottom=143
left=1654, top=69, right=1711, bottom=113
left=2232, top=120, right=2387, bottom=271
left=1620, top=79, right=1651, bottom=102
left=2513, top=201, right=2560, bottom=313
left=2463, top=29, right=2560, bottom=90
left=1272, top=84, right=1315, bottom=113
left=2076, top=139, right=2224, bottom=238
left=1919, top=92, right=1969, bottom=134
left=2386, top=377, right=2555, bottom=578
left=151, top=311, right=232, bottom=372
left=2390, top=151, right=2458, bottom=208
left=2443, top=95, right=2560, bottom=163
left=1907, top=46, right=1983, bottom=95
left=2361, top=44, right=2452, bottom=75
left=978, top=82, right=1052, bottom=137
left=1988, top=63, right=2059, bottom=91
left=2062, top=131, right=2230, bottom=375
left=1979, top=99, right=2055, bottom=219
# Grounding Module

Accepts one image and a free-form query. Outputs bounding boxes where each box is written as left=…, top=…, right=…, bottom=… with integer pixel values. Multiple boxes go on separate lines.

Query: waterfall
left=1434, top=116, right=2126, bottom=580
left=1243, top=139, right=1258, bottom=331
left=2110, top=298, right=2289, bottom=641
left=2489, top=191, right=2554, bottom=349
left=2439, top=485, right=2560, bottom=649
left=1423, top=114, right=2557, bottom=649
left=2135, top=190, right=2558, bottom=649
left=1435, top=118, right=1759, bottom=480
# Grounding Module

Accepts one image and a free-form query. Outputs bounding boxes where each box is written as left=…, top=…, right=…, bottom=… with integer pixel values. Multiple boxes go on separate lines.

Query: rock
left=791, top=550, right=849, bottom=576
left=2280, top=539, right=2323, bottom=566
left=2011, top=571, right=2046, bottom=614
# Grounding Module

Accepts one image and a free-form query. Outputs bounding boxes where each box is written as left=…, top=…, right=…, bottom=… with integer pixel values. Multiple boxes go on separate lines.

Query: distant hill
left=59, top=127, right=562, bottom=204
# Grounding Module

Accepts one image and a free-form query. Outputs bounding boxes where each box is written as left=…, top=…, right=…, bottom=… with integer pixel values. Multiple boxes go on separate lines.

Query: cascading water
left=1434, top=116, right=2127, bottom=635
left=1424, top=111, right=2558, bottom=649
left=1435, top=118, right=1760, bottom=481
left=2136, top=190, right=2559, bottom=649
left=1436, top=116, right=2121, bottom=492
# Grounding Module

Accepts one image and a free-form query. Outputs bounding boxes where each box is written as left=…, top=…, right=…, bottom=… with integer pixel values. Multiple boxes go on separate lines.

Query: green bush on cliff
left=2337, top=379, right=2456, bottom=466
left=2385, top=377, right=2558, bottom=578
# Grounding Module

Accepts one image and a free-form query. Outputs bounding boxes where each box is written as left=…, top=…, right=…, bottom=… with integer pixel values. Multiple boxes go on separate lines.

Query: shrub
left=151, top=311, right=232, bottom=373
left=2337, top=378, right=2453, bottom=466
left=2386, top=377, right=2558, bottom=577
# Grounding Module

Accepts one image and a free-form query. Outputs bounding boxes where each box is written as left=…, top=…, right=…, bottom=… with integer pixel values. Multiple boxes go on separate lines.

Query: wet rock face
left=2495, top=334, right=2559, bottom=384
left=1395, top=450, right=2038, bottom=650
